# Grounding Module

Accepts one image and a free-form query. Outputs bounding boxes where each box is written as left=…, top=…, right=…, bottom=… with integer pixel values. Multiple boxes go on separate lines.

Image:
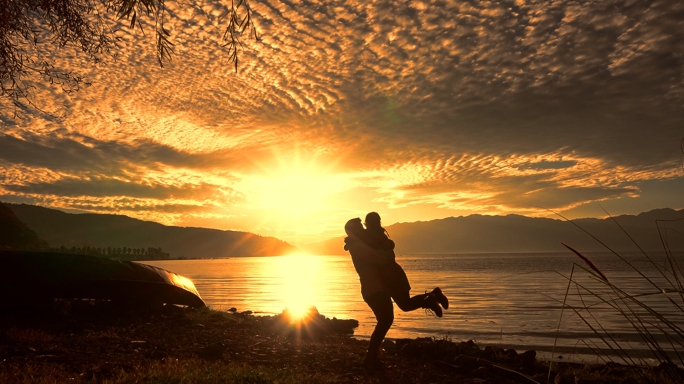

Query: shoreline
left=1, top=304, right=681, bottom=383
left=200, top=307, right=669, bottom=367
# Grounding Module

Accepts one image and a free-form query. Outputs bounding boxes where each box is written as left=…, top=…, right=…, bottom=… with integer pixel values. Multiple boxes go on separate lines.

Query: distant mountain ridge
left=5, top=203, right=297, bottom=258
left=0, top=202, right=47, bottom=251
left=303, top=208, right=684, bottom=255
left=6, top=202, right=682, bottom=257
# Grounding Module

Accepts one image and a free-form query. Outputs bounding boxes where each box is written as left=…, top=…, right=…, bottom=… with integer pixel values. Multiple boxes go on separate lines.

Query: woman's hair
left=365, top=211, right=382, bottom=229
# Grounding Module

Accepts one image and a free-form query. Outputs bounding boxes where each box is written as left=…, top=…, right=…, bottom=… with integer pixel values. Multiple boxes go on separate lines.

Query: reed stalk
left=553, top=215, right=684, bottom=383
left=548, top=264, right=574, bottom=382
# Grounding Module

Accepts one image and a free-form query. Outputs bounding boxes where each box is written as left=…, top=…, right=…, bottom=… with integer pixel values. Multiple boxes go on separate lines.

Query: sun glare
left=245, top=153, right=352, bottom=231
left=236, top=150, right=362, bottom=242
left=274, top=254, right=321, bottom=321
left=259, top=173, right=330, bottom=215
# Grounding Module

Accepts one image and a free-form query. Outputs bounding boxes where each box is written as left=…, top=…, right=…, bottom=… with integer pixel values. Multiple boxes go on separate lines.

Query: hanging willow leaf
left=1, top=0, right=260, bottom=109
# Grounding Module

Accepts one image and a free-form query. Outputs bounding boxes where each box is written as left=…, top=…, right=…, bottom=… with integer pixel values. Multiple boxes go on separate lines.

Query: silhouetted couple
left=344, top=212, right=449, bottom=369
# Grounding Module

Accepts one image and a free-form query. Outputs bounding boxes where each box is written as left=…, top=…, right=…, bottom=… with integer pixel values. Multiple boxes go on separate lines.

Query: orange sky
left=1, top=0, right=683, bottom=244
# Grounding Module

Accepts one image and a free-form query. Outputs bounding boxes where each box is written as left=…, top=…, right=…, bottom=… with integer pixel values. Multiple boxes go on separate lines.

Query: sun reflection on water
left=270, top=254, right=321, bottom=320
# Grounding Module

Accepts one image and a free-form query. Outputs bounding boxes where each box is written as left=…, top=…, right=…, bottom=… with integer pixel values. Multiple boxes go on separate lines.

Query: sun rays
left=257, top=172, right=333, bottom=216
left=233, top=147, right=358, bottom=242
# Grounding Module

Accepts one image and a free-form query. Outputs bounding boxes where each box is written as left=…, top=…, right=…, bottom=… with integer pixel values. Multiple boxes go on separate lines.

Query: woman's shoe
left=422, top=294, right=443, bottom=317
left=432, top=287, right=449, bottom=309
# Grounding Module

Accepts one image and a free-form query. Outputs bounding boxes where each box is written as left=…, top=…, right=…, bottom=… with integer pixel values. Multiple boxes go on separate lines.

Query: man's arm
left=347, top=241, right=394, bottom=264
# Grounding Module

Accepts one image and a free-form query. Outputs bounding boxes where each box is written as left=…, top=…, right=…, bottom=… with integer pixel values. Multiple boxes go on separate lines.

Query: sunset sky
left=1, top=0, right=683, bottom=244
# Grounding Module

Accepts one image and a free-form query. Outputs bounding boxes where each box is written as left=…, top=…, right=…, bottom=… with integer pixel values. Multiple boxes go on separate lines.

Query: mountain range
left=302, top=209, right=684, bottom=255
left=5, top=203, right=296, bottom=258
left=4, top=202, right=683, bottom=257
left=0, top=202, right=47, bottom=251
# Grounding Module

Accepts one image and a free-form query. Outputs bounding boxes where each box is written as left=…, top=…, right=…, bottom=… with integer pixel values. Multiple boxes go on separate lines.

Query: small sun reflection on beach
left=280, top=306, right=319, bottom=325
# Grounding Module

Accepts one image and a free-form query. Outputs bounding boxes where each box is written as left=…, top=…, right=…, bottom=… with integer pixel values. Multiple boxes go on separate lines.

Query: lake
left=145, top=252, right=684, bottom=364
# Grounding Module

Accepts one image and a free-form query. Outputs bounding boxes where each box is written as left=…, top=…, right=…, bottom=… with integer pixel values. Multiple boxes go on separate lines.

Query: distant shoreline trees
left=50, top=244, right=171, bottom=260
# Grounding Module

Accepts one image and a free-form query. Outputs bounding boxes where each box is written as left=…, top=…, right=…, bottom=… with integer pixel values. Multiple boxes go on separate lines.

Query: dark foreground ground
left=0, top=303, right=681, bottom=384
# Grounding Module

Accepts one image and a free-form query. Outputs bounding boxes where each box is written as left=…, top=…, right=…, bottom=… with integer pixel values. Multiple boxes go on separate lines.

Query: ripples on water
left=145, top=252, right=684, bottom=363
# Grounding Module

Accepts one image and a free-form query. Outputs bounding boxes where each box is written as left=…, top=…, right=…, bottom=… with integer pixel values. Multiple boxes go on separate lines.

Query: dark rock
left=457, top=340, right=480, bottom=355
left=269, top=307, right=359, bottom=339
left=597, top=361, right=631, bottom=377
left=553, top=373, right=574, bottom=384
left=483, top=345, right=504, bottom=359
left=520, top=350, right=536, bottom=366
left=658, top=362, right=677, bottom=370
left=395, top=338, right=441, bottom=358
left=504, top=348, right=518, bottom=358
left=472, top=366, right=492, bottom=379
left=657, top=362, right=684, bottom=381
left=395, top=338, right=412, bottom=350
left=453, top=354, right=480, bottom=374
left=381, top=340, right=395, bottom=352
left=228, top=307, right=237, bottom=313
left=328, top=317, right=359, bottom=334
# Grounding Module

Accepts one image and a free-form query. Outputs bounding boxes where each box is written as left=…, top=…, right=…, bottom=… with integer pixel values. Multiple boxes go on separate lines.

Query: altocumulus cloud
left=1, top=0, right=683, bottom=238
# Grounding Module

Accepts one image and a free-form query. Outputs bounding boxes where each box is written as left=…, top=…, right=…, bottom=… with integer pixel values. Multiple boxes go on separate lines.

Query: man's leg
left=364, top=292, right=394, bottom=366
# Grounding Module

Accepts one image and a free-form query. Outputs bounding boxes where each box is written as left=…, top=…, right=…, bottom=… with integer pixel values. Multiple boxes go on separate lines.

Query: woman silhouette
left=344, top=213, right=449, bottom=369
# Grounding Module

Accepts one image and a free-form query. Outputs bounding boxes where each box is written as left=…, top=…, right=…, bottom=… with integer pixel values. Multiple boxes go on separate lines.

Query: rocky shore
left=0, top=303, right=681, bottom=383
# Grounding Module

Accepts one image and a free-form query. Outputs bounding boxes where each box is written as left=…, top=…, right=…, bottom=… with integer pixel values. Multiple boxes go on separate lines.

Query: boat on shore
left=0, top=251, right=205, bottom=308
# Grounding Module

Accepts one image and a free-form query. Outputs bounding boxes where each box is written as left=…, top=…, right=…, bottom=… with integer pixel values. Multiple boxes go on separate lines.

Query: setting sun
left=233, top=151, right=362, bottom=242
left=258, top=173, right=332, bottom=216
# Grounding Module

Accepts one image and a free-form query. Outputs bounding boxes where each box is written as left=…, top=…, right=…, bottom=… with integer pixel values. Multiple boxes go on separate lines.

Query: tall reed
left=551, top=213, right=684, bottom=383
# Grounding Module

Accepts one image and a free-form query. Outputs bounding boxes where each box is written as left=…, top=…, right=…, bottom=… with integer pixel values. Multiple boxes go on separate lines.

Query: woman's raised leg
left=392, top=290, right=443, bottom=317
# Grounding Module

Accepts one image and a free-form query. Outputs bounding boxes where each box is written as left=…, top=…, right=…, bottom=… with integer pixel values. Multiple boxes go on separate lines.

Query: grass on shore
left=3, top=301, right=682, bottom=384
left=551, top=213, right=684, bottom=383
left=1, top=360, right=333, bottom=384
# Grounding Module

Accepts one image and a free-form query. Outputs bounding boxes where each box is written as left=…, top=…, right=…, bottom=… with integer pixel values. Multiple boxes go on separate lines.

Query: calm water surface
left=145, top=252, right=684, bottom=363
